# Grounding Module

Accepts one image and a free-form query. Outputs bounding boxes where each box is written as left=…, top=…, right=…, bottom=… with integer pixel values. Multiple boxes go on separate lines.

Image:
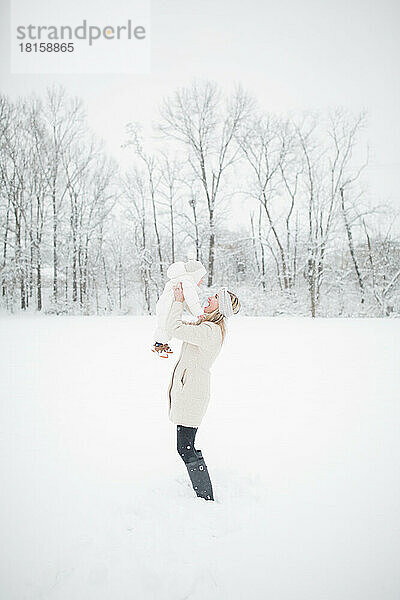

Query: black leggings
left=177, top=425, right=199, bottom=463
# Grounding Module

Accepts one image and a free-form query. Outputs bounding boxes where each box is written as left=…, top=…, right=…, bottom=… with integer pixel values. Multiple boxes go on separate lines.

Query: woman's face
left=204, top=292, right=219, bottom=313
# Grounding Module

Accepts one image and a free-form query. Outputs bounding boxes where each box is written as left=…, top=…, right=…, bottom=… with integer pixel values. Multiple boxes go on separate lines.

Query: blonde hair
left=189, top=290, right=240, bottom=343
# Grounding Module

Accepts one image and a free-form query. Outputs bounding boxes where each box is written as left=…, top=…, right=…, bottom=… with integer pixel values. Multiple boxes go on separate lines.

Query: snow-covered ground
left=0, top=315, right=399, bottom=600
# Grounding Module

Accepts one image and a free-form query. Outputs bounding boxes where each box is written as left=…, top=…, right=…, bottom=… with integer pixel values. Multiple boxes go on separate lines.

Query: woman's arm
left=165, top=301, right=213, bottom=346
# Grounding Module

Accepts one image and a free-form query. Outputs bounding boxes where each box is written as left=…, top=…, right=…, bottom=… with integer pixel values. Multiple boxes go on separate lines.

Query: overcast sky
left=1, top=0, right=399, bottom=218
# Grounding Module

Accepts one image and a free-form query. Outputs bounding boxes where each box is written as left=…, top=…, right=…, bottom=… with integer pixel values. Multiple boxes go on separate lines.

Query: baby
left=152, top=258, right=206, bottom=358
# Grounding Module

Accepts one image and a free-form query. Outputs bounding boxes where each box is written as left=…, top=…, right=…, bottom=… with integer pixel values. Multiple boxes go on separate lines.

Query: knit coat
left=165, top=300, right=223, bottom=427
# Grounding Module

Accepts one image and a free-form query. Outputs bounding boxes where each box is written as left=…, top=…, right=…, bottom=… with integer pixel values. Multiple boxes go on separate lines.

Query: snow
left=0, top=315, right=399, bottom=600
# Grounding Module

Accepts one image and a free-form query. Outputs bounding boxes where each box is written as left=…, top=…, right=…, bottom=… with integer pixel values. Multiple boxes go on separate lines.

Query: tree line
left=0, top=82, right=399, bottom=316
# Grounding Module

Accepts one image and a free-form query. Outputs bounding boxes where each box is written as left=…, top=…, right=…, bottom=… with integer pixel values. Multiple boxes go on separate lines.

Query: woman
left=165, top=283, right=240, bottom=501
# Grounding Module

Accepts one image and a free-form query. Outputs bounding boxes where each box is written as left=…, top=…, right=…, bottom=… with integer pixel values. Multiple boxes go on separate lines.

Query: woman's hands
left=173, top=282, right=184, bottom=302
left=173, top=283, right=206, bottom=320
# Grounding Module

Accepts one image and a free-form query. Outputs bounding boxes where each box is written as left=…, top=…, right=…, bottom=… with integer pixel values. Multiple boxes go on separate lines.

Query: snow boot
left=161, top=343, right=173, bottom=358
left=152, top=343, right=173, bottom=358
left=152, top=342, right=164, bottom=356
left=185, top=457, right=214, bottom=501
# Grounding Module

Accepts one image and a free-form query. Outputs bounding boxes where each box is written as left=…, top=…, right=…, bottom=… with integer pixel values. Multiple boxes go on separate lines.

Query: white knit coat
left=165, top=301, right=223, bottom=427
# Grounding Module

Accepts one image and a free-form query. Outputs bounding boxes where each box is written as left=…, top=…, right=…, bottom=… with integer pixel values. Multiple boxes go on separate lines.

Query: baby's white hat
left=184, top=251, right=206, bottom=284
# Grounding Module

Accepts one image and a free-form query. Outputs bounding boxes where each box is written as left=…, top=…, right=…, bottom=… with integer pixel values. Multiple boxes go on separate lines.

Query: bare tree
left=237, top=114, right=296, bottom=291
left=158, top=153, right=182, bottom=264
left=325, top=109, right=368, bottom=304
left=121, top=167, right=154, bottom=313
left=123, top=125, right=164, bottom=280
left=159, top=81, right=252, bottom=285
left=40, top=85, right=86, bottom=309
left=362, top=214, right=400, bottom=315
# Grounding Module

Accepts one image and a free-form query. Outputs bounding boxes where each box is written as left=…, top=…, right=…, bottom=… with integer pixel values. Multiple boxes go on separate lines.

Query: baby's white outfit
left=153, top=259, right=206, bottom=344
